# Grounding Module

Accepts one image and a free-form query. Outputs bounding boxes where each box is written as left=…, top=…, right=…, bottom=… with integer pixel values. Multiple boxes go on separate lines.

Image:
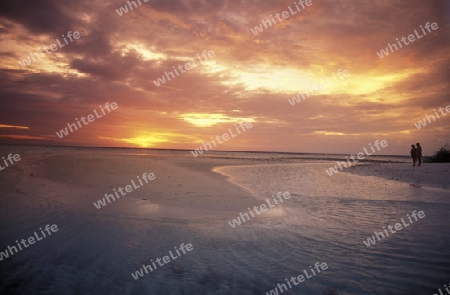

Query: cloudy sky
left=0, top=0, right=448, bottom=155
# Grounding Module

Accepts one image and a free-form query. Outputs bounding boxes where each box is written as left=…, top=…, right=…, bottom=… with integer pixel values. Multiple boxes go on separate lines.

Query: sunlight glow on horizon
left=100, top=135, right=171, bottom=148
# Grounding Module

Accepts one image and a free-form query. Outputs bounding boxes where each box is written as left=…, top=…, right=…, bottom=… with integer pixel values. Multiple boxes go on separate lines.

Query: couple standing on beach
left=410, top=143, right=422, bottom=167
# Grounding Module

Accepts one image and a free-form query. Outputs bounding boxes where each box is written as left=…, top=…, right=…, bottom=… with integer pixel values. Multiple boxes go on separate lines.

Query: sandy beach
left=0, top=145, right=449, bottom=294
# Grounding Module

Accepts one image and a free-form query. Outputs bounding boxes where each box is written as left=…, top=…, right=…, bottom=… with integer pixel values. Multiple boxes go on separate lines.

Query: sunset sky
left=0, top=0, right=448, bottom=155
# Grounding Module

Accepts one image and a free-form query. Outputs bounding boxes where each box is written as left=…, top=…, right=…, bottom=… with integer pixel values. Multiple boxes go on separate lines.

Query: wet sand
left=1, top=145, right=449, bottom=294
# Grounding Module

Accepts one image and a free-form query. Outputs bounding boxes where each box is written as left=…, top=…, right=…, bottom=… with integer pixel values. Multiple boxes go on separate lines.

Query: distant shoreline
left=0, top=143, right=412, bottom=158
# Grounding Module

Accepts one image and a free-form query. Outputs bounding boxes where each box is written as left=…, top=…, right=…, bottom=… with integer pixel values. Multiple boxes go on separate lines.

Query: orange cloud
left=0, top=124, right=29, bottom=129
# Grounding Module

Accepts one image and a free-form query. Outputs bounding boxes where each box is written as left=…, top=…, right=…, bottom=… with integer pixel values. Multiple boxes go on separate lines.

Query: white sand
left=344, top=162, right=450, bottom=190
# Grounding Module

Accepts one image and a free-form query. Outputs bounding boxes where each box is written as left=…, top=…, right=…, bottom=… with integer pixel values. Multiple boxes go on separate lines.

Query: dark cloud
left=0, top=0, right=80, bottom=34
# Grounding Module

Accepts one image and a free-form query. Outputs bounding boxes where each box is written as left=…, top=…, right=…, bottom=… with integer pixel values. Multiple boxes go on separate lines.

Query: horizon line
left=0, top=142, right=412, bottom=157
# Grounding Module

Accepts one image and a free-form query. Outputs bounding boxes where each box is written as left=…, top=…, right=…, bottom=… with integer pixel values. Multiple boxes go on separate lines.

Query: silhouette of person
left=416, top=143, right=422, bottom=166
left=410, top=144, right=417, bottom=167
